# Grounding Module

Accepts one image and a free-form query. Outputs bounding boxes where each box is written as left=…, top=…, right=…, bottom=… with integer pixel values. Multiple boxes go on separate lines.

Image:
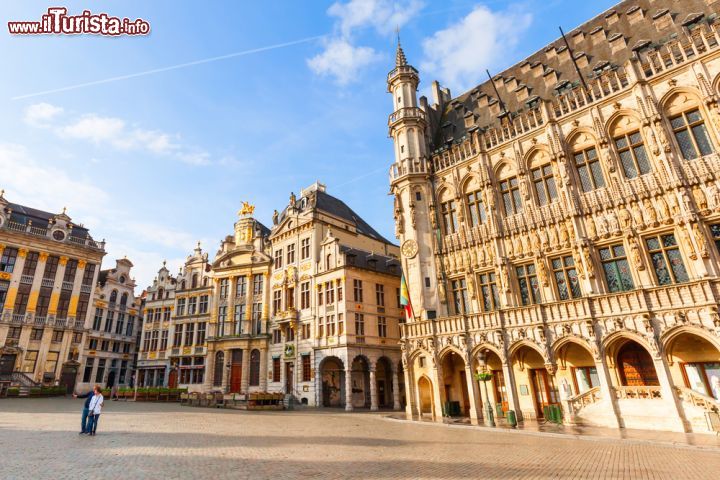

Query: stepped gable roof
left=339, top=246, right=401, bottom=276
left=430, top=0, right=718, bottom=150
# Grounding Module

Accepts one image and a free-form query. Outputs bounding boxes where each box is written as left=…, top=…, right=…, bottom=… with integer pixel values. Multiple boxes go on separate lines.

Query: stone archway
left=375, top=357, right=393, bottom=408
left=510, top=344, right=557, bottom=420
left=350, top=356, right=371, bottom=408
left=473, top=348, right=507, bottom=415
left=554, top=340, right=599, bottom=398
left=616, top=341, right=659, bottom=387
left=417, top=375, right=433, bottom=415
left=440, top=350, right=470, bottom=417
left=665, top=331, right=720, bottom=400
left=319, top=356, right=345, bottom=407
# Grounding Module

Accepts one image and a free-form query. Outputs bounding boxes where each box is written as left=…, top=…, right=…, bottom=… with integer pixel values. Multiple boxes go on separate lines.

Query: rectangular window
left=30, top=328, right=43, bottom=341
left=95, top=358, right=105, bottom=383
left=500, top=177, right=523, bottom=215
left=353, top=279, right=363, bottom=302
left=35, top=287, right=51, bottom=318
left=235, top=276, right=247, bottom=298
left=21, top=350, right=37, bottom=373
left=150, top=331, right=159, bottom=351
left=51, top=330, right=63, bottom=343
left=188, top=297, right=197, bottom=315
left=375, top=284, right=385, bottom=307
left=337, top=280, right=343, bottom=301
left=90, top=338, right=98, bottom=350
left=252, top=274, right=263, bottom=295
left=104, top=311, right=114, bottom=333
left=645, top=233, right=689, bottom=285
left=273, top=290, right=282, bottom=315
left=82, top=358, right=94, bottom=383
left=153, top=309, right=161, bottom=322
left=318, top=316, right=324, bottom=337
left=302, top=322, right=311, bottom=339
left=44, top=351, right=59, bottom=376
left=378, top=316, right=387, bottom=338
left=0, top=280, right=8, bottom=313
left=615, top=131, right=650, bottom=178
left=43, top=255, right=59, bottom=280
left=234, top=304, right=246, bottom=334
left=197, top=322, right=206, bottom=344
left=274, top=248, right=283, bottom=269
left=466, top=190, right=487, bottom=226
left=451, top=279, right=469, bottom=314
left=326, top=282, right=334, bottom=304
left=301, top=238, right=310, bottom=260
left=160, top=330, right=169, bottom=350
left=21, top=251, right=39, bottom=277
left=8, top=326, right=22, bottom=339
left=355, top=313, right=365, bottom=336
left=599, top=244, right=635, bottom=293
left=574, top=146, right=605, bottom=192
left=516, top=264, right=541, bottom=306
left=93, top=308, right=103, bottom=332
left=199, top=295, right=209, bottom=314
left=272, top=329, right=281, bottom=344
left=115, top=313, right=125, bottom=335
left=671, top=109, right=714, bottom=160
left=174, top=324, right=183, bottom=347
left=217, top=306, right=227, bottom=336
left=326, top=315, right=335, bottom=337
left=273, top=357, right=281, bottom=382
left=126, top=316, right=134, bottom=337
left=163, top=308, right=171, bottom=322
left=185, top=323, right=195, bottom=346
left=317, top=283, right=324, bottom=306
left=302, top=354, right=311, bottom=382
left=219, top=278, right=229, bottom=299
left=337, top=313, right=344, bottom=335
left=478, top=272, right=500, bottom=312
left=62, top=259, right=78, bottom=284
left=551, top=255, right=582, bottom=300
left=0, top=247, right=18, bottom=273
left=176, top=298, right=186, bottom=316
left=287, top=244, right=295, bottom=264
left=532, top=164, right=558, bottom=206
left=252, top=303, right=262, bottom=335
left=287, top=326, right=295, bottom=341
left=300, top=282, right=310, bottom=309
left=81, top=264, right=96, bottom=286
left=440, top=200, right=458, bottom=233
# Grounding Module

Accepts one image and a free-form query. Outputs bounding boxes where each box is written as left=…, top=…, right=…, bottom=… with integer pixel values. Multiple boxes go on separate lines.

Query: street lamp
left=475, top=351, right=495, bottom=427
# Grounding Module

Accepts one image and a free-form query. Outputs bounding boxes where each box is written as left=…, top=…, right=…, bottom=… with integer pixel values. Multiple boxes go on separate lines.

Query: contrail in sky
left=11, top=34, right=326, bottom=101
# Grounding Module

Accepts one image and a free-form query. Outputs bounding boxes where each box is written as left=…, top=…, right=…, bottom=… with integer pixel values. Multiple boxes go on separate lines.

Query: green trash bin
left=506, top=409, right=517, bottom=428
left=542, top=405, right=551, bottom=421
left=495, top=403, right=504, bottom=418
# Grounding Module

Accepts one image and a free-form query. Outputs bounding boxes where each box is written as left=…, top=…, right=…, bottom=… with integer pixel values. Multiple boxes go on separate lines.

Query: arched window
left=157, top=288, right=164, bottom=299
left=611, top=116, right=651, bottom=179
left=109, top=290, right=118, bottom=304
left=213, top=351, right=224, bottom=387
left=496, top=163, right=522, bottom=216
left=326, top=254, right=332, bottom=270
left=180, top=280, right=186, bottom=290
left=463, top=176, right=486, bottom=227
left=572, top=133, right=605, bottom=192
left=528, top=150, right=557, bottom=206
left=664, top=91, right=715, bottom=160
left=120, top=292, right=128, bottom=306
left=203, top=277, right=208, bottom=287
left=191, top=273, right=198, bottom=289
left=249, top=349, right=261, bottom=386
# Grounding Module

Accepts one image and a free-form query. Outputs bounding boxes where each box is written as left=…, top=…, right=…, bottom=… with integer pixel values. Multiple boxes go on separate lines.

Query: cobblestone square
left=0, top=399, right=719, bottom=479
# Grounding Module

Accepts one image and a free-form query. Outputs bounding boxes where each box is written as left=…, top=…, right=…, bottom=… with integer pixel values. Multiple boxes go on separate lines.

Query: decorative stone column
left=344, top=367, right=353, bottom=411
left=501, top=361, right=523, bottom=421
left=259, top=348, right=268, bottom=391
left=464, top=363, right=481, bottom=424
left=593, top=357, right=624, bottom=429
left=221, top=350, right=229, bottom=393
left=315, top=358, right=323, bottom=407
left=369, top=366, right=378, bottom=411
left=431, top=359, right=444, bottom=422
left=653, top=355, right=689, bottom=432
left=392, top=366, right=401, bottom=411
left=241, top=348, right=250, bottom=393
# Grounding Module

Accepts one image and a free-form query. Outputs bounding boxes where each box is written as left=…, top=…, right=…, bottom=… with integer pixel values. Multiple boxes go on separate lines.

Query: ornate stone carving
left=693, top=186, right=709, bottom=212
left=692, top=223, right=710, bottom=259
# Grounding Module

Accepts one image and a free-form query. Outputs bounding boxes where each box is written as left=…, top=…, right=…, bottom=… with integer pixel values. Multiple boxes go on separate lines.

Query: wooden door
left=285, top=362, right=294, bottom=394
left=230, top=350, right=243, bottom=393
left=59, top=364, right=77, bottom=394
left=530, top=369, right=552, bottom=419
left=492, top=369, right=509, bottom=413
left=168, top=369, right=177, bottom=388
left=618, top=343, right=659, bottom=386
left=0, top=354, right=16, bottom=376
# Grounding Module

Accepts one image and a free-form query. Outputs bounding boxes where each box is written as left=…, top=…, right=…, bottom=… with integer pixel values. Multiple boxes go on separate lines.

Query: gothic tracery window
left=670, top=109, right=714, bottom=160
left=574, top=146, right=605, bottom=192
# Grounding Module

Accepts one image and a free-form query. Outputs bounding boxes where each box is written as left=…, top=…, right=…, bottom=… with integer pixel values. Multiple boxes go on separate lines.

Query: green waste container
left=542, top=405, right=551, bottom=421
left=495, top=403, right=504, bottom=418
left=506, top=409, right=517, bottom=428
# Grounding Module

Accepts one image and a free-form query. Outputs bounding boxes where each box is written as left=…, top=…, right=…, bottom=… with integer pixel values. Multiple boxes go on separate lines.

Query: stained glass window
left=516, top=264, right=540, bottom=306
left=710, top=224, right=720, bottom=254
left=500, top=177, right=523, bottom=216
left=451, top=279, right=469, bottom=314
left=551, top=255, right=582, bottom=300
left=575, top=146, right=606, bottom=192
left=466, top=190, right=486, bottom=226
left=599, top=243, right=635, bottom=293
left=532, top=164, right=558, bottom=206
left=615, top=130, right=651, bottom=179
left=441, top=200, right=458, bottom=234
left=670, top=109, right=714, bottom=160
left=645, top=233, right=689, bottom=285
left=478, top=272, right=500, bottom=312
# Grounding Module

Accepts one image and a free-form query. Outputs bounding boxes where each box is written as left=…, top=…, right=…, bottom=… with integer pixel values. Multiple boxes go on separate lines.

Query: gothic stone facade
left=390, top=0, right=720, bottom=433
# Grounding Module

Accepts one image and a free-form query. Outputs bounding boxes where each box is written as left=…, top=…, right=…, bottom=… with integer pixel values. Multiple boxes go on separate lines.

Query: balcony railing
left=569, top=387, right=601, bottom=413
left=34, top=316, right=46, bottom=326
left=1, top=221, right=105, bottom=251
left=80, top=284, right=93, bottom=294
left=20, top=275, right=34, bottom=285
left=11, top=314, right=25, bottom=324
left=41, top=278, right=55, bottom=288
left=61, top=281, right=74, bottom=291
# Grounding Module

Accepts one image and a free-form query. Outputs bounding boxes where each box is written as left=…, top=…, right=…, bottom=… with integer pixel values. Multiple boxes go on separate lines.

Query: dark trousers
left=81, top=408, right=90, bottom=433
left=87, top=414, right=100, bottom=434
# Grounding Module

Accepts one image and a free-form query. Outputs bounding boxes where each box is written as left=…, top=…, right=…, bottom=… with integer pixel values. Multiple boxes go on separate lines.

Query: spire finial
left=395, top=31, right=407, bottom=67
left=62, top=206, right=67, bottom=215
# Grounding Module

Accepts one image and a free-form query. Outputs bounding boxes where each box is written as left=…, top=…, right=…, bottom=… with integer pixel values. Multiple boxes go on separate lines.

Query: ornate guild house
left=390, top=0, right=720, bottom=433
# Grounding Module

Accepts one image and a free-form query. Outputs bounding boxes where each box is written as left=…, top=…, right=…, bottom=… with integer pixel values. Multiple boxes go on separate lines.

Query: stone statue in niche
left=667, top=192, right=680, bottom=215
left=628, top=236, right=645, bottom=270
left=693, top=186, right=709, bottom=212
left=582, top=247, right=595, bottom=278
left=586, top=216, right=597, bottom=238
left=573, top=248, right=585, bottom=278
left=643, top=199, right=658, bottom=226
left=597, top=214, right=608, bottom=237
left=656, top=195, right=671, bottom=223
left=500, top=263, right=510, bottom=292
left=530, top=229, right=541, bottom=252
left=692, top=223, right=710, bottom=259
left=631, top=202, right=644, bottom=228
left=549, top=224, right=559, bottom=249
left=607, top=210, right=619, bottom=233
left=707, top=182, right=720, bottom=211
left=680, top=226, right=697, bottom=260
left=618, top=204, right=632, bottom=230
left=559, top=221, right=569, bottom=247
left=536, top=258, right=549, bottom=286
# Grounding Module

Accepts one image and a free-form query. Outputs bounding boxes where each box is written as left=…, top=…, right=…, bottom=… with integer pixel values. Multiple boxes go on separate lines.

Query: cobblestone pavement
left=1, top=399, right=719, bottom=480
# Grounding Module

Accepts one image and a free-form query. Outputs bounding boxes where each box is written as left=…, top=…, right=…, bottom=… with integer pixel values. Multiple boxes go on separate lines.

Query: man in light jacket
left=87, top=385, right=104, bottom=436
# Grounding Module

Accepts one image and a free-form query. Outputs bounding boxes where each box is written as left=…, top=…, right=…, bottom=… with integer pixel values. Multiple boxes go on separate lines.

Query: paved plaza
left=1, top=399, right=719, bottom=479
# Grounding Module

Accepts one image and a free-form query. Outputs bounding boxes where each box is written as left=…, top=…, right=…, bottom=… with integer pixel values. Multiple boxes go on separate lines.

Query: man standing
left=73, top=389, right=94, bottom=435
left=87, top=385, right=104, bottom=436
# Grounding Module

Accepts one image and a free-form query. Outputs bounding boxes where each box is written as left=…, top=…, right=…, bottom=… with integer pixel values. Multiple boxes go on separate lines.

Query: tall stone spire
left=395, top=40, right=407, bottom=67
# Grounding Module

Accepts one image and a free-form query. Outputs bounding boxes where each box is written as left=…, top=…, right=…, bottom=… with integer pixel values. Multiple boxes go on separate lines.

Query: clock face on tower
left=401, top=239, right=419, bottom=259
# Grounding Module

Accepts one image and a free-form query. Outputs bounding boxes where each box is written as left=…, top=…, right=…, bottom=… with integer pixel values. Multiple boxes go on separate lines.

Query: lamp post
left=475, top=351, right=495, bottom=427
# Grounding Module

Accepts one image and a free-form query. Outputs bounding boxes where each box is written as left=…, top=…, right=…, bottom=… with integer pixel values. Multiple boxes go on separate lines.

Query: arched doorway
left=440, top=350, right=470, bottom=417
left=417, top=375, right=433, bottom=415
left=665, top=331, right=720, bottom=400
left=375, top=357, right=393, bottom=408
left=320, top=357, right=345, bottom=407
left=474, top=348, right=507, bottom=415
left=555, top=341, right=599, bottom=397
left=249, top=349, right=261, bottom=387
left=617, top=341, right=659, bottom=386
left=511, top=344, right=557, bottom=420
left=213, top=351, right=224, bottom=387
left=351, top=356, right=370, bottom=408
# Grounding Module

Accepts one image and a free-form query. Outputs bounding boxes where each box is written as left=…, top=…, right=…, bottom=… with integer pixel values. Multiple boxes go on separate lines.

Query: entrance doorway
left=0, top=354, right=16, bottom=376
left=492, top=369, right=509, bottom=413
left=530, top=368, right=556, bottom=419
left=230, top=350, right=243, bottom=393
left=107, top=370, right=117, bottom=388
left=59, top=364, right=78, bottom=394
left=285, top=362, right=294, bottom=394
left=167, top=369, right=177, bottom=388
left=417, top=376, right=433, bottom=415
left=617, top=342, right=659, bottom=386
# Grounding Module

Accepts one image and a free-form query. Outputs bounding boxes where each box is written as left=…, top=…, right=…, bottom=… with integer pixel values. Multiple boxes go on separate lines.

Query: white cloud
left=23, top=102, right=64, bottom=127
left=308, top=38, right=383, bottom=85
left=309, top=0, right=424, bottom=84
left=328, top=0, right=424, bottom=36
left=421, top=5, right=532, bottom=92
left=22, top=103, right=210, bottom=166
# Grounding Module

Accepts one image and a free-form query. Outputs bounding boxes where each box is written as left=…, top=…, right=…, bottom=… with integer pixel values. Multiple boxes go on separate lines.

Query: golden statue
left=239, top=201, right=255, bottom=217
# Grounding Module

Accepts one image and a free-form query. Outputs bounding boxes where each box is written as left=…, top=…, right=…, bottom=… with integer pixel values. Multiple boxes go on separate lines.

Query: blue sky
left=0, top=0, right=618, bottom=289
